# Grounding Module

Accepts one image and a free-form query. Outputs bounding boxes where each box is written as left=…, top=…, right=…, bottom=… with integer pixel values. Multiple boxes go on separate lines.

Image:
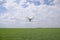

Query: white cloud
left=0, top=0, right=60, bottom=28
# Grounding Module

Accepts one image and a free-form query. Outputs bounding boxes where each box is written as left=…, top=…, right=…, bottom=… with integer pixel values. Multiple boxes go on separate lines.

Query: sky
left=0, top=0, right=60, bottom=28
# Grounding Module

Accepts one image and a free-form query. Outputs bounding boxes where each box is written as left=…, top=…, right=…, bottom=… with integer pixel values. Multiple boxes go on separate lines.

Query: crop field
left=0, top=28, right=60, bottom=40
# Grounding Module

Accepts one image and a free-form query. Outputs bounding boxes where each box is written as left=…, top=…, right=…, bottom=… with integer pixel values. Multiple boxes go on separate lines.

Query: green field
left=0, top=28, right=60, bottom=40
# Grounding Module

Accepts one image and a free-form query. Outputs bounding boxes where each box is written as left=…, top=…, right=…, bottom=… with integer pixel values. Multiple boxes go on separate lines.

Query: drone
left=27, top=17, right=34, bottom=22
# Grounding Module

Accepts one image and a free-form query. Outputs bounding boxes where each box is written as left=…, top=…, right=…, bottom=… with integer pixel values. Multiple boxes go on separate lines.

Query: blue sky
left=0, top=0, right=7, bottom=14
left=14, top=0, right=20, bottom=4
left=44, top=0, right=54, bottom=5
left=0, top=0, right=60, bottom=28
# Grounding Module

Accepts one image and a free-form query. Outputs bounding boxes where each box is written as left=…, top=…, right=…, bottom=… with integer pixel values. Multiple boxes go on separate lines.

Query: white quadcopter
left=27, top=16, right=34, bottom=22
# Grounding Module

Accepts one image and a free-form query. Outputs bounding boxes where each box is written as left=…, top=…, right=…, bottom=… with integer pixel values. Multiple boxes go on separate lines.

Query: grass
left=0, top=28, right=60, bottom=40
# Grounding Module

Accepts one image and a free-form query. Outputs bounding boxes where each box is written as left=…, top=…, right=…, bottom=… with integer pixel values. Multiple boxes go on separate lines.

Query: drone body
left=27, top=17, right=34, bottom=22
